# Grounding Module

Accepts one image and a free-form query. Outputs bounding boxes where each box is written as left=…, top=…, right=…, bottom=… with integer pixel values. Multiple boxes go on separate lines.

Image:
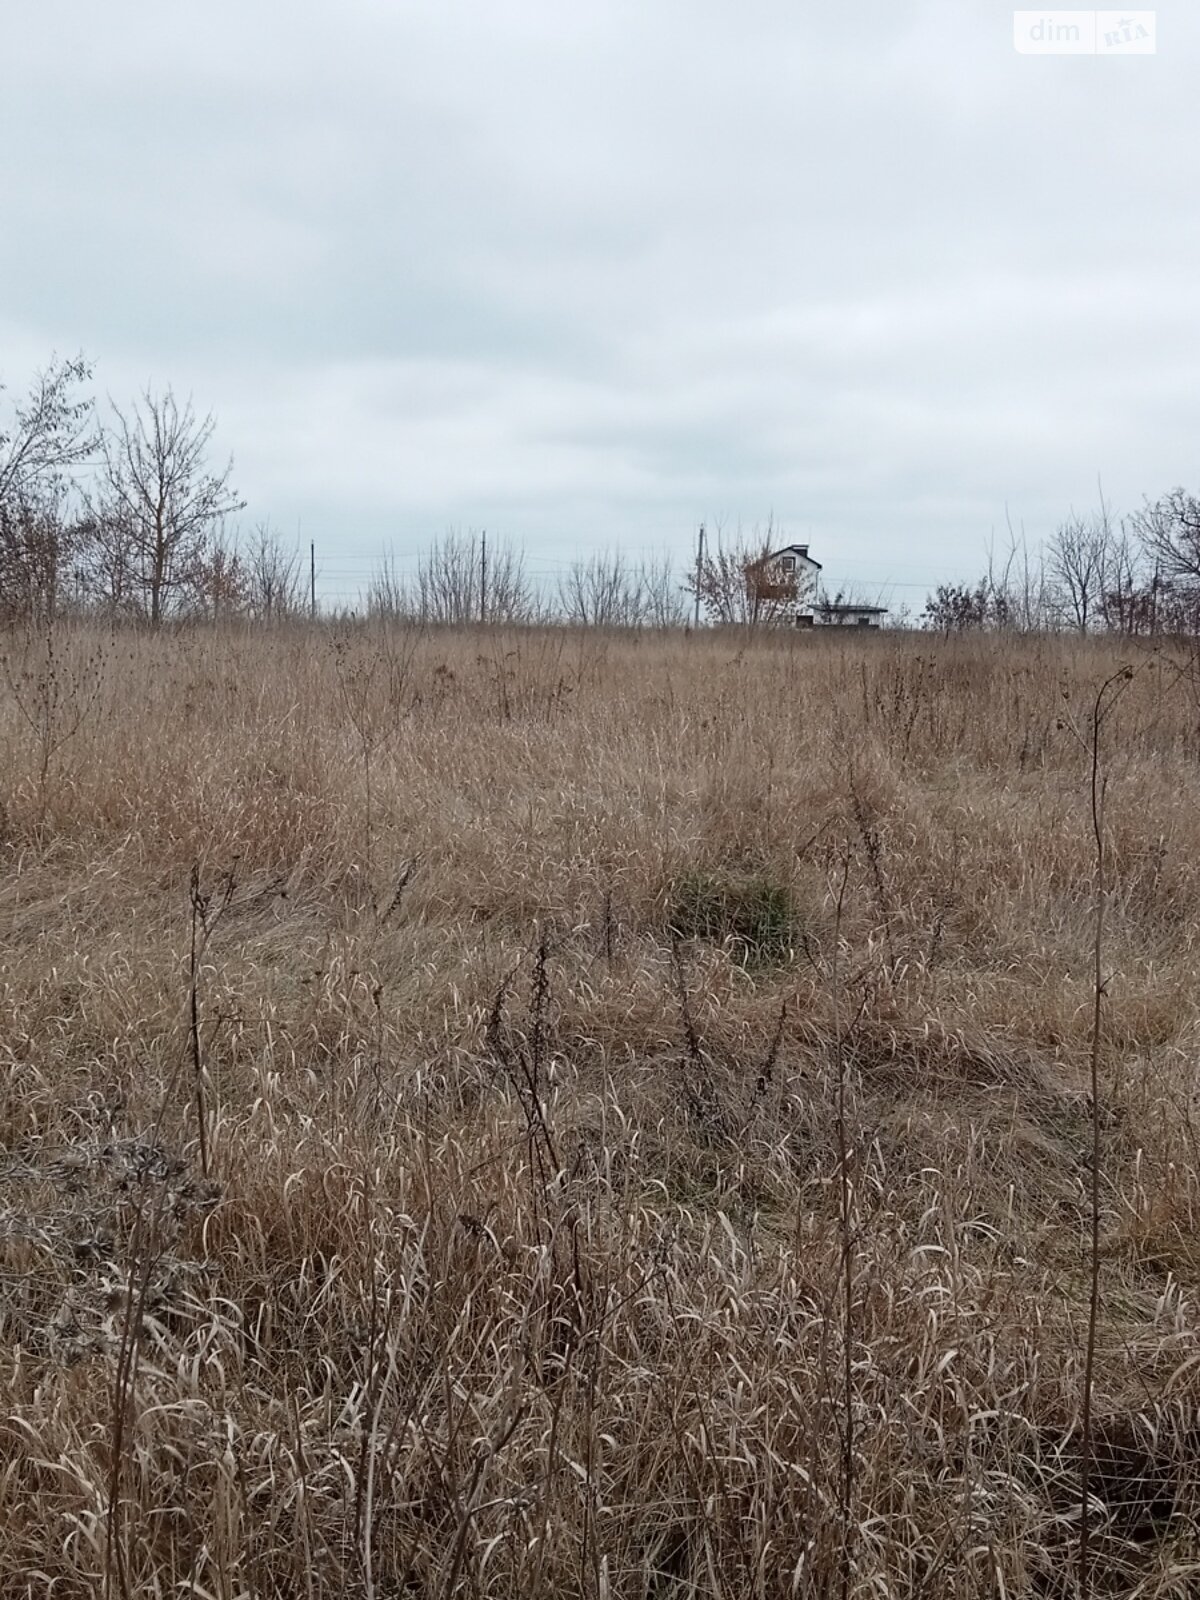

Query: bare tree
left=686, top=526, right=812, bottom=627
left=1131, top=488, right=1200, bottom=593
left=480, top=534, right=533, bottom=624
left=416, top=531, right=476, bottom=622
left=244, top=523, right=304, bottom=621
left=1048, top=512, right=1111, bottom=633
left=640, top=551, right=686, bottom=629
left=86, top=510, right=141, bottom=619
left=0, top=357, right=98, bottom=621
left=0, top=354, right=96, bottom=509
left=1098, top=524, right=1148, bottom=635
left=92, top=389, right=244, bottom=626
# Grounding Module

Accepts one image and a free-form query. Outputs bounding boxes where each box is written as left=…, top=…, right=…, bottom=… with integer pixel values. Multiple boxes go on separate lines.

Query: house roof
left=769, top=544, right=823, bottom=570
left=820, top=602, right=888, bottom=615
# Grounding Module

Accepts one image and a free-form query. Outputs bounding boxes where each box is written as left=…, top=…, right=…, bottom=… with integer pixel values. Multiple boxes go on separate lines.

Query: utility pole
left=693, top=522, right=705, bottom=628
left=310, top=541, right=316, bottom=621
left=480, top=529, right=488, bottom=626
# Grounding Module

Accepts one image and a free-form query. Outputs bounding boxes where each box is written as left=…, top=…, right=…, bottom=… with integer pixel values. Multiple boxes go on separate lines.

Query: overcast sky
left=3, top=1, right=1197, bottom=607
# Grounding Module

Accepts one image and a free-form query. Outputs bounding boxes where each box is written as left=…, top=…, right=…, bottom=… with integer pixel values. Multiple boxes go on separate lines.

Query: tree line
left=0, top=357, right=825, bottom=631
left=6, top=353, right=1199, bottom=634
left=364, top=529, right=815, bottom=629
left=922, top=499, right=1200, bottom=636
left=0, top=355, right=299, bottom=625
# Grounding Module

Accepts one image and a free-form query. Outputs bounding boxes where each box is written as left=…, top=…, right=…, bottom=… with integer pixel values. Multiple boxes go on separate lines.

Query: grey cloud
left=3, top=0, right=1198, bottom=598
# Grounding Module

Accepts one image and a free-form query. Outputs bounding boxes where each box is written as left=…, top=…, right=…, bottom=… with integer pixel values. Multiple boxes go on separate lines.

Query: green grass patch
left=668, top=869, right=797, bottom=967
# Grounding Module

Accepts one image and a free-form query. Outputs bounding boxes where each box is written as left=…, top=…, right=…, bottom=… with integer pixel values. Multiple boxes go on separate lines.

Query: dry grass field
left=3, top=619, right=1200, bottom=1598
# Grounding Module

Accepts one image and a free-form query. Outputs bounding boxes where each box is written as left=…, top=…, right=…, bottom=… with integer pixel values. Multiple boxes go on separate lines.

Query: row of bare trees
left=364, top=530, right=825, bottom=629
left=367, top=538, right=695, bottom=628
left=10, top=354, right=1200, bottom=636
left=2, top=358, right=707, bottom=630
left=368, top=531, right=535, bottom=625
left=924, top=497, right=1200, bottom=636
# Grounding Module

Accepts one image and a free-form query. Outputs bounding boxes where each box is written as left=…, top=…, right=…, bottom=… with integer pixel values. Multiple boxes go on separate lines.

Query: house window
left=780, top=555, right=796, bottom=572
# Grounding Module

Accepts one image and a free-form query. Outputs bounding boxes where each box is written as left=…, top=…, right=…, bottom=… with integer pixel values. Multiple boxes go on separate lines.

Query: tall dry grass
left=2, top=619, right=1200, bottom=1596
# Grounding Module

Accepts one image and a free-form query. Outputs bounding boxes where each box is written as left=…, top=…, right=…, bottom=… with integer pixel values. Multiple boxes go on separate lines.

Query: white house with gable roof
left=762, top=543, right=888, bottom=627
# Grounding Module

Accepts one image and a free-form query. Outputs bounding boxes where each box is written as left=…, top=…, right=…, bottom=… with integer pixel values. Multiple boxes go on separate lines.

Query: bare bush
left=244, top=523, right=305, bottom=621
left=412, top=529, right=531, bottom=624
left=1099, top=524, right=1151, bottom=636
left=366, top=549, right=413, bottom=622
left=557, top=549, right=647, bottom=627
left=922, top=580, right=990, bottom=632
left=185, top=527, right=250, bottom=620
left=0, top=494, right=91, bottom=623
